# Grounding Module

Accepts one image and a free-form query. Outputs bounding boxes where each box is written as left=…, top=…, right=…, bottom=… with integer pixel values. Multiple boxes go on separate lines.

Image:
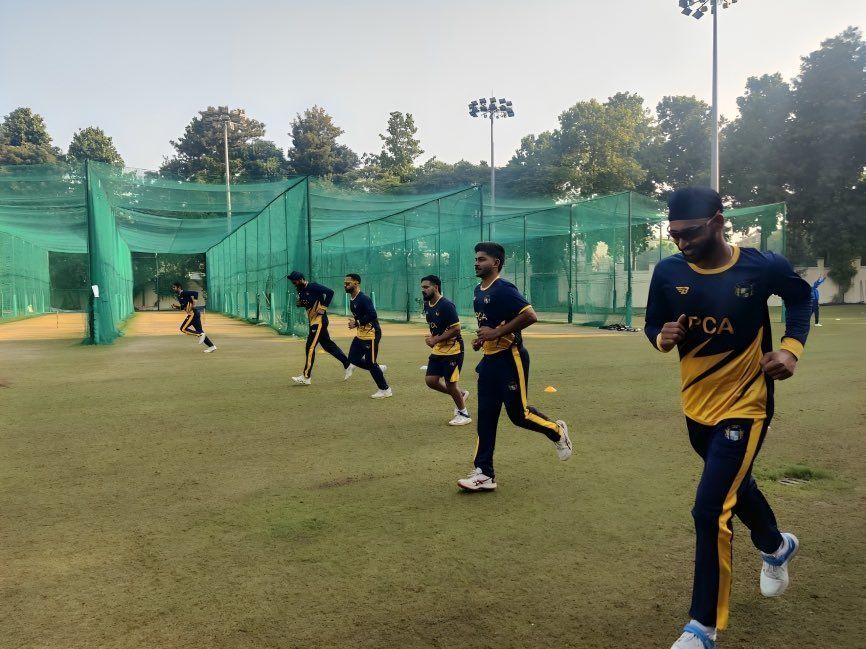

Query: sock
left=688, top=619, right=717, bottom=640
left=770, top=535, right=789, bottom=559
left=458, top=409, right=469, bottom=417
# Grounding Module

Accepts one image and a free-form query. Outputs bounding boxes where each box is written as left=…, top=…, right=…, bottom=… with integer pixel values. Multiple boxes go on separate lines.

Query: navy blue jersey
left=297, top=281, right=335, bottom=325
left=350, top=292, right=380, bottom=341
left=645, top=246, right=811, bottom=425
left=177, top=290, right=198, bottom=311
left=473, top=277, right=531, bottom=355
left=424, top=296, right=462, bottom=356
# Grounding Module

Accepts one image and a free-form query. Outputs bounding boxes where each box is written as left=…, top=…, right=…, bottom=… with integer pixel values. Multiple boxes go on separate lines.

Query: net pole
left=404, top=213, right=410, bottom=322
left=84, top=159, right=97, bottom=343
left=479, top=187, right=484, bottom=242
left=626, top=193, right=633, bottom=327
left=436, top=198, right=441, bottom=279
left=781, top=202, right=787, bottom=324
left=305, top=177, right=313, bottom=278
left=568, top=204, right=574, bottom=324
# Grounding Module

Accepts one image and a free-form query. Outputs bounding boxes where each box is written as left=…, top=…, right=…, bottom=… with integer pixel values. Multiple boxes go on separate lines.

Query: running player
left=287, top=270, right=351, bottom=385
left=170, top=282, right=216, bottom=353
left=457, top=242, right=572, bottom=492
left=420, top=275, right=470, bottom=425
left=344, top=273, right=391, bottom=399
left=645, top=187, right=811, bottom=649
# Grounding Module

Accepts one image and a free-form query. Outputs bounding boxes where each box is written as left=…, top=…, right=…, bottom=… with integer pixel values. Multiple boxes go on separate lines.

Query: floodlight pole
left=468, top=96, right=514, bottom=241
left=223, top=120, right=233, bottom=234
left=489, top=112, right=495, bottom=231
left=710, top=0, right=719, bottom=191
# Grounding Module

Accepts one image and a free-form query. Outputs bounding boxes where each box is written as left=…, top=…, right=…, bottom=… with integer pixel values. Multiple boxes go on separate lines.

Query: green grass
left=1, top=306, right=865, bottom=648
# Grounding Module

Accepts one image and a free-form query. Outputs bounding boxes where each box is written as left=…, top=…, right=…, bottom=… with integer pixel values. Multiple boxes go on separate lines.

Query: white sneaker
left=449, top=413, right=472, bottom=426
left=344, top=364, right=355, bottom=381
left=203, top=346, right=217, bottom=353
left=291, top=375, right=311, bottom=385
left=671, top=624, right=717, bottom=649
left=457, top=467, right=497, bottom=491
left=198, top=332, right=207, bottom=344
left=371, top=388, right=393, bottom=399
left=760, top=532, right=799, bottom=597
left=815, top=323, right=823, bottom=327
left=554, top=420, right=572, bottom=461
left=378, top=364, right=387, bottom=372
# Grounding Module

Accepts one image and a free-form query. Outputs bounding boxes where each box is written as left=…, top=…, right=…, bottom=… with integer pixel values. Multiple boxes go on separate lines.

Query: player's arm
left=761, top=252, right=812, bottom=380
left=427, top=323, right=461, bottom=347
left=356, top=297, right=378, bottom=325
left=644, top=267, right=684, bottom=352
left=318, top=284, right=335, bottom=311
left=186, top=292, right=196, bottom=313
left=477, top=306, right=536, bottom=341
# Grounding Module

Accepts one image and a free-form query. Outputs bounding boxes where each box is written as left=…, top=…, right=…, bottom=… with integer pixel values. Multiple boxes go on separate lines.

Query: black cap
left=287, top=271, right=304, bottom=281
left=668, top=187, right=723, bottom=222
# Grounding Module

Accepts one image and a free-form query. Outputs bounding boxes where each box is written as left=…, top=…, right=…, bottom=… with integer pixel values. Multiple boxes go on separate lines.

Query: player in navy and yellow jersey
left=456, top=242, right=572, bottom=492
left=420, top=275, right=471, bottom=426
left=646, top=187, right=811, bottom=649
left=344, top=273, right=391, bottom=399
left=170, top=282, right=216, bottom=353
left=287, top=270, right=351, bottom=385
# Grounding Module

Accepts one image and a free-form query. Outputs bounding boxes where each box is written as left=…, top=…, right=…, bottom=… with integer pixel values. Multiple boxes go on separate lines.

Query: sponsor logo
left=687, top=315, right=735, bottom=335
left=676, top=286, right=690, bottom=295
left=734, top=282, right=755, bottom=298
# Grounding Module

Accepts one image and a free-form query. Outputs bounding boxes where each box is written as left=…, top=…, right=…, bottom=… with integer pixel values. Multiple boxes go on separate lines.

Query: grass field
left=1, top=307, right=865, bottom=648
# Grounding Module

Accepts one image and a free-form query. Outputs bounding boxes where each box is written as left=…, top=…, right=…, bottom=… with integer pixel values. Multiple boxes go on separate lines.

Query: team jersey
left=473, top=277, right=531, bottom=355
left=177, top=290, right=198, bottom=312
left=297, top=281, right=335, bottom=325
left=424, top=296, right=463, bottom=356
left=349, top=291, right=380, bottom=341
left=644, top=246, right=811, bottom=425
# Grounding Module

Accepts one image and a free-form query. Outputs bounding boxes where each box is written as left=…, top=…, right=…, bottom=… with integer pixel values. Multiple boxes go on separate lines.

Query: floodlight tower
left=204, top=107, right=245, bottom=234
left=469, top=97, right=514, bottom=229
left=678, top=0, right=738, bottom=191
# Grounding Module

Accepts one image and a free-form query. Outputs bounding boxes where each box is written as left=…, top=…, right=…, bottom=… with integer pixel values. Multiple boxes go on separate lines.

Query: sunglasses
left=667, top=216, right=714, bottom=241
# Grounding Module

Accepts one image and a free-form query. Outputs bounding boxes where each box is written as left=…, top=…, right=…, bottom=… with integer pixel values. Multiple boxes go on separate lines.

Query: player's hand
left=347, top=319, right=357, bottom=329
left=315, top=307, right=326, bottom=315
left=170, top=303, right=180, bottom=310
left=425, top=336, right=436, bottom=348
left=760, top=350, right=797, bottom=381
left=476, top=326, right=500, bottom=342
left=659, top=314, right=688, bottom=351
left=471, top=337, right=483, bottom=351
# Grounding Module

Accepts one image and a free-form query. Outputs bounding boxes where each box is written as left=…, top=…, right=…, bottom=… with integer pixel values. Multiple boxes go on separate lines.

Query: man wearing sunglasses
left=644, top=187, right=812, bottom=649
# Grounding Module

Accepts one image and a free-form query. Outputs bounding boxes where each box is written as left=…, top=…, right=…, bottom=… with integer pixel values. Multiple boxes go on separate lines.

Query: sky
left=2, top=0, right=865, bottom=171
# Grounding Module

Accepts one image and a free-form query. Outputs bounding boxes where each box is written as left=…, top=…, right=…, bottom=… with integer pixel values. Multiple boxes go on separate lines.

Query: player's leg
left=368, top=331, right=389, bottom=391
left=318, top=318, right=350, bottom=368
left=458, top=357, right=500, bottom=490
left=190, top=310, right=214, bottom=347
left=689, top=417, right=767, bottom=632
left=502, top=347, right=568, bottom=454
left=180, top=311, right=197, bottom=335
left=302, top=324, right=321, bottom=379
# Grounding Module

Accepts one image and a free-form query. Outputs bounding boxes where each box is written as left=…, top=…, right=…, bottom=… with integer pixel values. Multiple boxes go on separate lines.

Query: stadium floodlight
left=468, top=96, right=515, bottom=229
left=676, top=0, right=739, bottom=191
left=203, top=106, right=245, bottom=234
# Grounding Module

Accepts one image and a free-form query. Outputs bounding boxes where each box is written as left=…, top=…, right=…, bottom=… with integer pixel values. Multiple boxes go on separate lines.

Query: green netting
left=0, top=160, right=790, bottom=339
left=0, top=231, right=50, bottom=319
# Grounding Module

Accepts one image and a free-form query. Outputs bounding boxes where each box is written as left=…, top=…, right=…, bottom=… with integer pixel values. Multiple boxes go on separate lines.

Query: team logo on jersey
left=724, top=424, right=744, bottom=442
left=734, top=282, right=755, bottom=298
left=676, top=286, right=690, bottom=295
left=483, top=296, right=491, bottom=304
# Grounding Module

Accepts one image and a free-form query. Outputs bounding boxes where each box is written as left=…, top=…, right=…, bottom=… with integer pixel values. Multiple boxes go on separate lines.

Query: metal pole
left=224, top=121, right=233, bottom=234
left=568, top=205, right=574, bottom=324
left=626, top=193, right=633, bottom=327
left=489, top=112, right=495, bottom=240
left=710, top=0, right=720, bottom=191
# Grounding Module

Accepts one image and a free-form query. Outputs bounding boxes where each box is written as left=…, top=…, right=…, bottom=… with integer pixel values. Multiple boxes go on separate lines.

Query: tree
left=287, top=105, right=359, bottom=177
left=67, top=126, right=124, bottom=167
left=647, top=96, right=712, bottom=193
left=786, top=27, right=866, bottom=298
left=721, top=74, right=793, bottom=249
left=503, top=92, right=656, bottom=199
left=377, top=111, right=423, bottom=183
left=408, top=158, right=490, bottom=193
left=160, top=106, right=287, bottom=182
left=0, top=107, right=62, bottom=165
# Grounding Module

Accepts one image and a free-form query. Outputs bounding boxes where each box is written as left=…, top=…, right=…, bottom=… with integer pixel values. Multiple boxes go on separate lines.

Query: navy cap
left=668, top=187, right=723, bottom=221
